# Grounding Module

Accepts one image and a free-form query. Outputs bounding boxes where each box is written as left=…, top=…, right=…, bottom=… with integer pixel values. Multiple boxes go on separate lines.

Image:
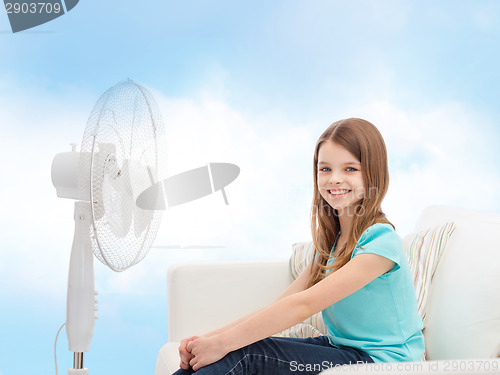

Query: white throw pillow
left=289, top=241, right=315, bottom=279
left=402, top=222, right=455, bottom=326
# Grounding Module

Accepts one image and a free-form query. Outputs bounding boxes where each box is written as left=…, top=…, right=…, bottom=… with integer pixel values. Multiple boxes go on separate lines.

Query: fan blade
left=136, top=163, right=240, bottom=209
left=136, top=180, right=166, bottom=210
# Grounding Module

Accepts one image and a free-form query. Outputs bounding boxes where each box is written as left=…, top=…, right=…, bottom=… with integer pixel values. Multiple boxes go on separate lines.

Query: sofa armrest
left=167, top=259, right=291, bottom=342
left=320, top=359, right=500, bottom=375
left=156, top=343, right=181, bottom=375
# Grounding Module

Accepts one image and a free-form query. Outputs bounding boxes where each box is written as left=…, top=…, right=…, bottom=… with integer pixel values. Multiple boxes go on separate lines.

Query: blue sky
left=1, top=1, right=500, bottom=374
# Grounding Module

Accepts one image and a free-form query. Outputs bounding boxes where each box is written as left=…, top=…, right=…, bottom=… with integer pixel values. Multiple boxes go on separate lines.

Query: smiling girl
left=173, top=118, right=424, bottom=374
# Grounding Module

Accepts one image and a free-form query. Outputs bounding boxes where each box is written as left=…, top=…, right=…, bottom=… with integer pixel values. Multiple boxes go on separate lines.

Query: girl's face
left=317, top=140, right=366, bottom=215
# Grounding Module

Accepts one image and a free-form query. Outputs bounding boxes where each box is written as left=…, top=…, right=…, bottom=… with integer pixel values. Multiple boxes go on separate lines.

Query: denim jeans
left=172, top=335, right=374, bottom=375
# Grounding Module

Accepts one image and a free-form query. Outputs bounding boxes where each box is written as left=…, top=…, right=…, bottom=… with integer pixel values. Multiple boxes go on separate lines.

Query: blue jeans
left=172, top=335, right=374, bottom=375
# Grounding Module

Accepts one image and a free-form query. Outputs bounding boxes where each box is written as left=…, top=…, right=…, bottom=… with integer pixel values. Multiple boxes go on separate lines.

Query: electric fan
left=51, top=79, right=166, bottom=374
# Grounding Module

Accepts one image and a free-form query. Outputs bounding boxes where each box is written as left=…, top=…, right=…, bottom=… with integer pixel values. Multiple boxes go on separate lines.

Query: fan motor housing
left=51, top=150, right=90, bottom=201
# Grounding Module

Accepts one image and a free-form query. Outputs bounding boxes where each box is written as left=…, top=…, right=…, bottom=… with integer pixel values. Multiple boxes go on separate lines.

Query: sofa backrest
left=415, top=205, right=500, bottom=360
left=167, top=260, right=291, bottom=342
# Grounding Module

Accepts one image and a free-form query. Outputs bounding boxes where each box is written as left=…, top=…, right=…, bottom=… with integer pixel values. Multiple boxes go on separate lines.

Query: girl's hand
left=187, top=335, right=229, bottom=371
left=178, top=336, right=199, bottom=370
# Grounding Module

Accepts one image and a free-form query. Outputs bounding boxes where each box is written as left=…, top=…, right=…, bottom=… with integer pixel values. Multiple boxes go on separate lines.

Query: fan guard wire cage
left=78, top=79, right=166, bottom=272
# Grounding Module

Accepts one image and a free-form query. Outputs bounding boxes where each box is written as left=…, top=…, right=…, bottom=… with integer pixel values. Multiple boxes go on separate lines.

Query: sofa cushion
left=403, top=222, right=455, bottom=326
left=274, top=323, right=324, bottom=338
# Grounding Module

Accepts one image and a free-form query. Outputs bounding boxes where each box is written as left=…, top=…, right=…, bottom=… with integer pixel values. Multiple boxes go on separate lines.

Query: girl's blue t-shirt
left=321, top=223, right=425, bottom=363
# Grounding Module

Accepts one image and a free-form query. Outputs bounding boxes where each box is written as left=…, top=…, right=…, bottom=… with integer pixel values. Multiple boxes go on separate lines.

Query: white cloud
left=355, top=100, right=500, bottom=235
left=0, top=88, right=94, bottom=300
left=1, top=79, right=499, bottom=299
left=0, top=82, right=316, bottom=299
left=151, top=91, right=317, bottom=259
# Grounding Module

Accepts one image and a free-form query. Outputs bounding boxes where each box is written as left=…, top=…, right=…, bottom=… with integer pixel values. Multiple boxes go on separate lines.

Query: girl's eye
left=320, top=167, right=331, bottom=172
left=346, top=167, right=357, bottom=172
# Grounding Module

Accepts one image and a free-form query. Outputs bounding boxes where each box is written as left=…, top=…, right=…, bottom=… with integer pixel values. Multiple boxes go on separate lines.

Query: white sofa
left=155, top=205, right=500, bottom=374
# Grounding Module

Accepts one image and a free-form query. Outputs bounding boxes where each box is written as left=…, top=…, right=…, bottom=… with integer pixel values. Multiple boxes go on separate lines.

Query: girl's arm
left=187, top=253, right=395, bottom=371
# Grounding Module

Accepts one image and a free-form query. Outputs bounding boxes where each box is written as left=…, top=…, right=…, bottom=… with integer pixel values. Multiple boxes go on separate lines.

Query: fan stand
left=67, top=202, right=97, bottom=374
left=69, top=353, right=86, bottom=375
left=52, top=79, right=166, bottom=374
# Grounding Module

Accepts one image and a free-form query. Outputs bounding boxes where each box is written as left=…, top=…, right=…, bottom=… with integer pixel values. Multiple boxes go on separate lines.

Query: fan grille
left=79, top=80, right=166, bottom=272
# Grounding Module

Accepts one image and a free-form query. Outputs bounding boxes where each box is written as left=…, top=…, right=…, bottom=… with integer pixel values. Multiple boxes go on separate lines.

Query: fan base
left=68, top=368, right=88, bottom=374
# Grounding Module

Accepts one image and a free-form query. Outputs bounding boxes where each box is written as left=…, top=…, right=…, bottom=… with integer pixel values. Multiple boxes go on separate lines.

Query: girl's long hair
left=307, top=118, right=394, bottom=288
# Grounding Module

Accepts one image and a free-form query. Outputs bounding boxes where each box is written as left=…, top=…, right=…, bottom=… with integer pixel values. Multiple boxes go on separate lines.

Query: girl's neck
left=337, top=211, right=355, bottom=239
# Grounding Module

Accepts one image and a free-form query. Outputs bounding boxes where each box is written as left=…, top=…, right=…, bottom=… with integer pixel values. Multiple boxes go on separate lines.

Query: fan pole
left=67, top=202, right=97, bottom=374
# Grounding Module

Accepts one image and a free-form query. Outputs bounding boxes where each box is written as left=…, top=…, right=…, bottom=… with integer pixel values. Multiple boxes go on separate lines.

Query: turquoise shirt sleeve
left=352, top=223, right=402, bottom=273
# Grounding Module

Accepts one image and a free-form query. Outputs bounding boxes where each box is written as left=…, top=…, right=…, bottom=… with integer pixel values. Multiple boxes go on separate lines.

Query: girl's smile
left=326, top=189, right=352, bottom=198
